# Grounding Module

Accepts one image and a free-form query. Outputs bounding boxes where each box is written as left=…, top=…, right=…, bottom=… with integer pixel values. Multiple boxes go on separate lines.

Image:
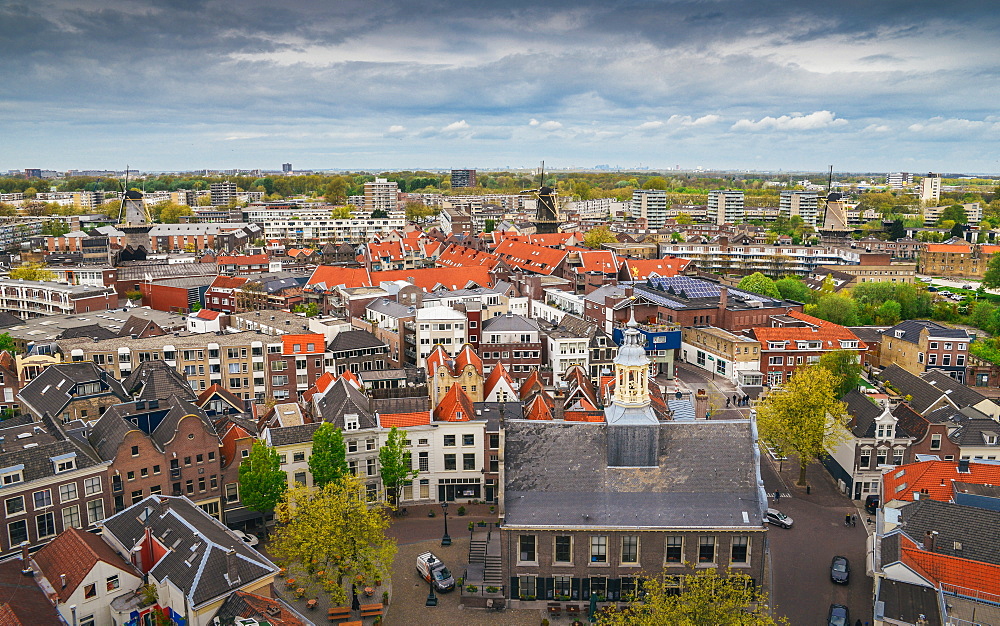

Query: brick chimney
left=20, top=542, right=32, bottom=576
left=718, top=286, right=728, bottom=320
left=694, top=389, right=709, bottom=419
left=925, top=530, right=938, bottom=552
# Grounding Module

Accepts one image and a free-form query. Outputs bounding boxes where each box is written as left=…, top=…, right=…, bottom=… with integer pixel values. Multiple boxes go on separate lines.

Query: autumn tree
left=9, top=263, right=56, bottom=282
left=308, top=422, right=349, bottom=487
left=378, top=427, right=417, bottom=507
left=158, top=202, right=193, bottom=224
left=756, top=365, right=850, bottom=486
left=674, top=213, right=693, bottom=225
left=737, top=272, right=781, bottom=299
left=584, top=226, right=619, bottom=249
left=597, top=568, right=787, bottom=626
left=405, top=201, right=436, bottom=222
left=238, top=440, right=287, bottom=529
left=271, top=479, right=396, bottom=606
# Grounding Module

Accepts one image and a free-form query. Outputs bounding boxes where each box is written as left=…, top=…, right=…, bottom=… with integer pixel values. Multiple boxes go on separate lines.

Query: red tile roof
left=752, top=313, right=867, bottom=351
left=207, top=275, right=249, bottom=290
left=371, top=266, right=493, bottom=291
left=882, top=460, right=1000, bottom=503
left=925, top=243, right=973, bottom=253
left=494, top=239, right=567, bottom=275
left=623, top=257, right=691, bottom=280
left=519, top=370, right=545, bottom=400
left=33, top=527, right=135, bottom=603
left=194, top=309, right=221, bottom=320
left=436, top=244, right=501, bottom=269
left=979, top=245, right=1000, bottom=255
left=525, top=394, right=553, bottom=420
left=434, top=384, right=475, bottom=422
left=282, top=333, right=326, bottom=355
left=306, top=265, right=372, bottom=289
left=220, top=423, right=253, bottom=468
left=302, top=371, right=337, bottom=403
left=484, top=362, right=515, bottom=397
left=564, top=411, right=605, bottom=422
left=380, top=411, right=432, bottom=428
left=575, top=250, right=620, bottom=274
left=899, top=534, right=1000, bottom=596
left=454, top=344, right=483, bottom=376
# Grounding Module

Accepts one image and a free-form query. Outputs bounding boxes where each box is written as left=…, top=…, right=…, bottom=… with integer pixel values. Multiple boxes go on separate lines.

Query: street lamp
left=440, top=501, right=451, bottom=546
left=425, top=559, right=438, bottom=607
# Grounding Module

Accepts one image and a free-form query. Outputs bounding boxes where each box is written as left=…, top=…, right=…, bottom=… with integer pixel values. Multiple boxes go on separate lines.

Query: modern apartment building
left=779, top=191, right=819, bottom=227
left=0, top=279, right=118, bottom=319
left=210, top=182, right=238, bottom=206
left=707, top=190, right=745, bottom=225
left=450, top=169, right=477, bottom=188
left=630, top=188, right=667, bottom=228
left=920, top=172, right=942, bottom=204
left=364, top=178, right=399, bottom=212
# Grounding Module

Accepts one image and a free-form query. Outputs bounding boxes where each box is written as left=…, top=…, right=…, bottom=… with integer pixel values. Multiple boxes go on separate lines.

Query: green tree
left=159, top=202, right=193, bottom=223
left=293, top=302, right=320, bottom=317
left=370, top=208, right=388, bottom=219
left=238, top=440, right=287, bottom=529
left=196, top=195, right=214, bottom=206
left=324, top=177, right=348, bottom=204
left=670, top=232, right=684, bottom=242
left=308, top=423, right=349, bottom=488
left=9, top=263, right=56, bottom=282
left=405, top=201, right=436, bottom=222
left=124, top=290, right=143, bottom=302
left=674, top=213, right=694, bottom=225
left=982, top=253, right=1000, bottom=290
left=818, top=350, right=863, bottom=399
left=641, top=177, right=668, bottom=190
left=271, top=479, right=396, bottom=606
left=887, top=219, right=906, bottom=241
left=774, top=276, right=811, bottom=303
left=0, top=332, right=16, bottom=354
left=378, top=427, right=417, bottom=507
left=23, top=187, right=37, bottom=199
left=596, top=567, right=787, bottom=626
left=756, top=365, right=850, bottom=486
left=484, top=219, right=496, bottom=233
left=736, top=272, right=781, bottom=299
left=951, top=222, right=966, bottom=239
left=583, top=226, right=619, bottom=249
left=805, top=293, right=859, bottom=326
left=875, top=300, right=902, bottom=325
left=937, top=204, right=968, bottom=225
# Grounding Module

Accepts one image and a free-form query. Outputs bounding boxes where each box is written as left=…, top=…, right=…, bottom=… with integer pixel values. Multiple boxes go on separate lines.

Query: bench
left=359, top=602, right=383, bottom=618
left=547, top=602, right=562, bottom=616
left=327, top=607, right=351, bottom=622
left=566, top=604, right=581, bottom=616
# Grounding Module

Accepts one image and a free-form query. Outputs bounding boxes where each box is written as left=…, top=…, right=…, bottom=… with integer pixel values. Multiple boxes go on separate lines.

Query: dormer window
left=345, top=414, right=360, bottom=431
left=876, top=424, right=895, bottom=439
left=983, top=431, right=998, bottom=446
left=51, top=453, right=77, bottom=473
left=894, top=330, right=905, bottom=338
left=0, top=465, right=25, bottom=487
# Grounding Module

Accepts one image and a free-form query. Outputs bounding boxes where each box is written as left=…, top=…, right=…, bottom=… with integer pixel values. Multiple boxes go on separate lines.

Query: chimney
left=60, top=573, right=67, bottom=588
left=694, top=388, right=709, bottom=419
left=718, top=286, right=728, bottom=316
left=20, top=541, right=31, bottom=576
left=925, top=530, right=938, bottom=552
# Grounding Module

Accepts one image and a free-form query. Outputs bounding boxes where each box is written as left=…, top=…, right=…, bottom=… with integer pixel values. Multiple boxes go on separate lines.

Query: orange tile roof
left=371, top=266, right=492, bottom=291
left=33, top=527, right=135, bottom=603
left=380, top=411, right=432, bottom=428
left=525, top=394, right=553, bottom=420
left=519, top=370, right=545, bottom=400
left=624, top=257, right=691, bottom=280
left=282, top=333, right=326, bottom=355
left=925, top=243, right=973, bottom=253
left=220, top=422, right=253, bottom=468
left=425, top=346, right=451, bottom=377
left=339, top=369, right=362, bottom=390
left=434, top=384, right=475, bottom=422
left=436, top=244, right=501, bottom=269
left=979, top=245, right=1000, bottom=255
left=484, top=362, right=515, bottom=397
left=306, top=265, right=372, bottom=289
left=882, top=460, right=1000, bottom=503
left=493, top=239, right=567, bottom=275
left=564, top=411, right=605, bottom=422
left=194, top=308, right=221, bottom=320
left=899, top=534, right=1000, bottom=596
left=208, top=275, right=249, bottom=290
left=575, top=250, right=620, bottom=274
left=454, top=344, right=483, bottom=376
left=752, top=316, right=867, bottom=351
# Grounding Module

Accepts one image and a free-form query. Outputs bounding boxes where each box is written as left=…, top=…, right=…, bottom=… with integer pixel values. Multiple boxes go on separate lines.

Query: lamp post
left=440, top=501, right=451, bottom=546
left=425, top=567, right=438, bottom=607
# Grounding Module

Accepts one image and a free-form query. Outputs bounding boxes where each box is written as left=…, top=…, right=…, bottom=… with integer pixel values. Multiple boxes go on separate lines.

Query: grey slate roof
left=949, top=418, right=1000, bottom=447
left=879, top=365, right=953, bottom=415
left=266, top=422, right=322, bottom=446
left=503, top=420, right=764, bottom=529
left=58, top=324, right=119, bottom=341
left=920, top=369, right=990, bottom=409
left=896, top=499, right=1000, bottom=565
left=482, top=313, right=540, bottom=333
left=328, top=329, right=387, bottom=355
left=843, top=390, right=889, bottom=437
left=0, top=419, right=104, bottom=483
left=17, top=362, right=128, bottom=420
left=366, top=298, right=415, bottom=319
left=89, top=396, right=217, bottom=460
left=101, top=496, right=278, bottom=609
left=123, top=360, right=198, bottom=402
left=881, top=320, right=969, bottom=345
left=372, top=396, right=429, bottom=414
left=315, top=378, right=376, bottom=429
left=876, top=580, right=942, bottom=626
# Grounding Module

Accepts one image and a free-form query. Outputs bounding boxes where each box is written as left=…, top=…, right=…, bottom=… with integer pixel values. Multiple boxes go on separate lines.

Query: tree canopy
left=9, top=263, right=56, bottom=282
left=583, top=226, right=619, bottom=249
left=736, top=272, right=781, bottom=300
left=596, top=568, right=787, bottom=626
left=238, top=441, right=287, bottom=525
left=308, top=422, right=349, bottom=488
left=378, top=427, right=417, bottom=507
left=774, top=276, right=811, bottom=303
left=937, top=204, right=968, bottom=225
left=818, top=350, right=863, bottom=399
left=756, top=365, right=850, bottom=486
left=271, top=479, right=396, bottom=606
left=983, top=253, right=1000, bottom=290
left=805, top=293, right=859, bottom=327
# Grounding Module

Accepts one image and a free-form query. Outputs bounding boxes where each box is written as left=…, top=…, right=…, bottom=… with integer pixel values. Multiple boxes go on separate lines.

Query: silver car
left=765, top=508, right=793, bottom=528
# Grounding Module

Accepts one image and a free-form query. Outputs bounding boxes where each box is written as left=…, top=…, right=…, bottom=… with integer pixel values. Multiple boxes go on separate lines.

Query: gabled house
left=879, top=364, right=1000, bottom=419
left=879, top=320, right=971, bottom=383
left=32, top=526, right=143, bottom=626
left=483, top=361, right=518, bottom=403
left=122, top=359, right=198, bottom=402
left=426, top=344, right=484, bottom=409
left=17, top=362, right=129, bottom=425
left=101, top=495, right=279, bottom=626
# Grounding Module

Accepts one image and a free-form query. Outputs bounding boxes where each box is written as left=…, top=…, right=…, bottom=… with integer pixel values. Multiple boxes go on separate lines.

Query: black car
left=865, top=494, right=880, bottom=514
left=828, top=603, right=849, bottom=626
left=831, top=555, right=850, bottom=584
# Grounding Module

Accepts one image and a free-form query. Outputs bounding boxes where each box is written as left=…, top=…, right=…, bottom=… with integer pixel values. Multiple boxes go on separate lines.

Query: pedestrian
left=845, top=513, right=852, bottom=526
left=726, top=398, right=731, bottom=408
left=855, top=620, right=862, bottom=626
left=852, top=514, right=857, bottom=527
left=733, top=394, right=738, bottom=405
left=774, top=490, right=780, bottom=500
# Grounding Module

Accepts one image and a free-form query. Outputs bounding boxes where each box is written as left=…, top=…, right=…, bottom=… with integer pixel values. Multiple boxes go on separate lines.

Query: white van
left=416, top=552, right=455, bottom=592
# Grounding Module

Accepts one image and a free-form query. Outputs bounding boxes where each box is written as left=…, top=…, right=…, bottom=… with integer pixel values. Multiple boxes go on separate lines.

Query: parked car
left=416, top=552, right=455, bottom=592
left=764, top=508, right=793, bottom=528
left=963, top=284, right=973, bottom=290
left=939, top=290, right=952, bottom=296
left=928, top=286, right=939, bottom=292
left=865, top=494, right=880, bottom=514
left=831, top=555, right=850, bottom=584
left=231, top=530, right=259, bottom=547
left=827, top=603, right=849, bottom=626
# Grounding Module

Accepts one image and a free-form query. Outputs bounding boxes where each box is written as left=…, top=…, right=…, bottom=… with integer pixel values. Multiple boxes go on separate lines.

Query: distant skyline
left=3, top=1, right=1000, bottom=174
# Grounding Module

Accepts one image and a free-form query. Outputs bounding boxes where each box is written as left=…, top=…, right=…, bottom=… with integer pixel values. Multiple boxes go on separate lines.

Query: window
left=36, top=512, right=56, bottom=538
left=5, top=496, right=24, bottom=516
left=80, top=617, right=95, bottom=626
left=555, top=536, right=572, bottom=563
left=131, top=445, right=139, bottom=456
left=928, top=354, right=937, bottom=366
left=931, top=434, right=942, bottom=450
left=518, top=575, right=537, bottom=599
left=418, top=452, right=429, bottom=472
left=294, top=472, right=307, bottom=485
left=893, top=449, right=904, bottom=466
left=590, top=576, right=607, bottom=599
left=859, top=449, right=871, bottom=469
left=943, top=354, right=951, bottom=366
left=292, top=451, right=305, bottom=463
left=463, top=453, right=476, bottom=471
left=84, top=477, right=102, bottom=495
left=666, top=536, right=683, bottom=563
left=444, top=454, right=456, bottom=471
left=698, top=536, right=715, bottom=563
left=1, top=470, right=23, bottom=486
left=489, top=434, right=500, bottom=449
left=366, top=439, right=376, bottom=451
left=87, top=499, right=104, bottom=524
left=519, top=534, right=536, bottom=563
left=127, top=471, right=135, bottom=481
left=226, top=483, right=239, bottom=503
left=443, top=434, right=456, bottom=447
left=621, top=576, right=638, bottom=599
left=621, top=535, right=639, bottom=563
left=62, top=505, right=81, bottom=529
left=590, top=536, right=607, bottom=563
left=33, top=490, right=52, bottom=509
left=554, top=575, right=571, bottom=598
left=84, top=583, right=97, bottom=599
left=59, top=483, right=78, bottom=503
left=106, top=575, right=119, bottom=591
left=367, top=458, right=376, bottom=476
left=348, top=440, right=358, bottom=453
left=198, top=478, right=206, bottom=492
left=463, top=434, right=475, bottom=446
left=7, top=520, right=27, bottom=546
left=186, top=480, right=194, bottom=494
left=731, top=536, right=749, bottom=564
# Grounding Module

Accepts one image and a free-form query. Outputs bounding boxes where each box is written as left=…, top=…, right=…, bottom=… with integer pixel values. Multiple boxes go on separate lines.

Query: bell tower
left=605, top=309, right=659, bottom=466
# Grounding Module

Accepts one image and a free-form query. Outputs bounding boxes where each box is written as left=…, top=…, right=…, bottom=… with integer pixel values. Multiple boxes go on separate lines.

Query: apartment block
left=707, top=190, right=745, bottom=225
left=0, top=279, right=118, bottom=319
left=779, top=191, right=819, bottom=227
left=630, top=189, right=668, bottom=228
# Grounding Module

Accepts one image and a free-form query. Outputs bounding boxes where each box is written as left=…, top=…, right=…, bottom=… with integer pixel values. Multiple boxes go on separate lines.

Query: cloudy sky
left=3, top=0, right=1000, bottom=173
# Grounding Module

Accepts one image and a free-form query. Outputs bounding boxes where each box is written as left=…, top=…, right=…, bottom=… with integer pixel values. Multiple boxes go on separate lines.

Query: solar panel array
left=639, top=275, right=782, bottom=305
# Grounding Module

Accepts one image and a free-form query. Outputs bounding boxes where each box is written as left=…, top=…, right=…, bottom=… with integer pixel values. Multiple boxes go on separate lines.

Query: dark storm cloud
left=2, top=0, right=999, bottom=171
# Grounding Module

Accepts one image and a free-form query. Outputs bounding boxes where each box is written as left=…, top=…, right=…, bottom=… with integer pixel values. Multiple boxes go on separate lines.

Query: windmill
left=520, top=161, right=561, bottom=234
left=116, top=166, right=151, bottom=225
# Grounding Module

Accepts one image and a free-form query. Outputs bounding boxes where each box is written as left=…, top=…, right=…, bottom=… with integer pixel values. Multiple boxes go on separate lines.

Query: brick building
left=879, top=320, right=971, bottom=383
left=0, top=279, right=118, bottom=319
left=751, top=311, right=866, bottom=387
